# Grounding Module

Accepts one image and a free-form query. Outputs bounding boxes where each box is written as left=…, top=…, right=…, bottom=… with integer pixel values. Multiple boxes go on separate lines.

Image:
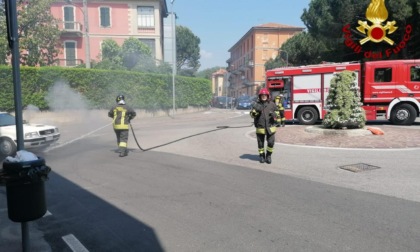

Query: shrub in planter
left=323, top=70, right=366, bottom=129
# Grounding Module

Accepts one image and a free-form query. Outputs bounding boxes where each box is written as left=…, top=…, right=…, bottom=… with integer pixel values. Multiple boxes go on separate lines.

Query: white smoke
left=47, top=81, right=89, bottom=110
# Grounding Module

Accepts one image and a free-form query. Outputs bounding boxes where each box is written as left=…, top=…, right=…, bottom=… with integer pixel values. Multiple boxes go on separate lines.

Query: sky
left=172, top=0, right=311, bottom=71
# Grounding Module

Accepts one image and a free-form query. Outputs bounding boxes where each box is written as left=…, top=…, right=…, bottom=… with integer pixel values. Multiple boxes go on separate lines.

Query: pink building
left=50, top=0, right=168, bottom=67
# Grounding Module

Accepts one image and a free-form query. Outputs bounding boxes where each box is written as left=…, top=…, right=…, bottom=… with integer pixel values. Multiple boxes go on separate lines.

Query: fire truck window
left=410, top=66, right=420, bottom=82
left=374, top=68, right=392, bottom=82
left=283, top=78, right=291, bottom=108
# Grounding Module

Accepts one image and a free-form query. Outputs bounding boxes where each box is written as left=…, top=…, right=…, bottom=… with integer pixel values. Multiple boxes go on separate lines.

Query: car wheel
left=0, top=138, right=17, bottom=157
left=390, top=103, right=417, bottom=125
left=297, top=107, right=319, bottom=125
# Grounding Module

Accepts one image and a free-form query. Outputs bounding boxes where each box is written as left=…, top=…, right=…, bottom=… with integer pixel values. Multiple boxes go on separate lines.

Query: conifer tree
left=323, top=70, right=366, bottom=129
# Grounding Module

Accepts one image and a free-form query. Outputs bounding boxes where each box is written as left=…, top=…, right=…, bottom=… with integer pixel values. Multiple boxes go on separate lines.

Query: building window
left=100, top=7, right=111, bottom=28
left=64, top=41, right=77, bottom=66
left=137, top=6, right=154, bottom=28
left=63, top=6, right=75, bottom=30
left=262, top=50, right=268, bottom=60
left=139, top=39, right=155, bottom=58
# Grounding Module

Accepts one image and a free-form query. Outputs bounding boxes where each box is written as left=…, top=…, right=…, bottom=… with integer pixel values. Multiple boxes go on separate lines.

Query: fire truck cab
left=266, top=59, right=420, bottom=125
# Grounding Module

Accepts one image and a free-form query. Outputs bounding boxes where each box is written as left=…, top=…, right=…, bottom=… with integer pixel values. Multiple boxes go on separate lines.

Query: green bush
left=0, top=66, right=212, bottom=111
left=322, top=70, right=366, bottom=129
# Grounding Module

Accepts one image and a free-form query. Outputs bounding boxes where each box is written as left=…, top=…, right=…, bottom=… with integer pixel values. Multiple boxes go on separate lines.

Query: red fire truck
left=265, top=59, right=420, bottom=125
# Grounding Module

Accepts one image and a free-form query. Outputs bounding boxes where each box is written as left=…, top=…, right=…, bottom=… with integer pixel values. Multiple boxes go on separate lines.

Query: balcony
left=59, top=21, right=84, bottom=37
left=54, top=58, right=84, bottom=67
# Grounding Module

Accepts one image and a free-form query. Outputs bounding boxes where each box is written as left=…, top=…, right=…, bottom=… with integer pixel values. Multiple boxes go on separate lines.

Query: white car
left=0, top=112, right=60, bottom=157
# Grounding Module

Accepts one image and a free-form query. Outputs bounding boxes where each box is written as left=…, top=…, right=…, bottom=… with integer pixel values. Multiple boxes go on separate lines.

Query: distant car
left=214, top=96, right=234, bottom=109
left=236, top=96, right=253, bottom=110
left=0, top=112, right=60, bottom=157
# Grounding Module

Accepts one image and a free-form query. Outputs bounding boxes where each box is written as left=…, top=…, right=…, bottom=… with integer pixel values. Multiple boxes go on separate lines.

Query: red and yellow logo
left=356, top=0, right=397, bottom=45
left=343, top=0, right=412, bottom=59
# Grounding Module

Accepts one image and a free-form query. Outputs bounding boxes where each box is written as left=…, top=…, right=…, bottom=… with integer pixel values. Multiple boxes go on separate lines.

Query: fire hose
left=129, top=122, right=253, bottom=152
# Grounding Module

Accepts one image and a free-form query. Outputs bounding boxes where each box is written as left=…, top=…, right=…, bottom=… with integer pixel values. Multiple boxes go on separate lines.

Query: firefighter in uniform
left=108, top=95, right=136, bottom=157
left=274, top=94, right=286, bottom=127
left=250, top=88, right=279, bottom=164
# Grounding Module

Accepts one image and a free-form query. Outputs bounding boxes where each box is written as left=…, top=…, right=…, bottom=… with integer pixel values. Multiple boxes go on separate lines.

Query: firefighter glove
left=250, top=109, right=259, bottom=118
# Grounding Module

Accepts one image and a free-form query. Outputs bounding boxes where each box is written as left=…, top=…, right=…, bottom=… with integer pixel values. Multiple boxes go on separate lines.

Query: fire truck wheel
left=297, top=107, right=319, bottom=125
left=390, top=103, right=417, bottom=125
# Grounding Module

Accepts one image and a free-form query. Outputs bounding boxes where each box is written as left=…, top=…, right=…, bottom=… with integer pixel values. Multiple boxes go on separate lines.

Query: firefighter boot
left=265, top=151, right=272, bottom=164
left=119, top=148, right=128, bottom=157
left=259, top=153, right=265, bottom=163
left=281, top=121, right=285, bottom=127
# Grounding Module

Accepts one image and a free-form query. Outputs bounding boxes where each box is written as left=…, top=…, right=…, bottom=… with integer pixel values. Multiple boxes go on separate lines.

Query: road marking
left=45, top=123, right=112, bottom=151
left=43, top=210, right=52, bottom=217
left=62, top=234, right=89, bottom=252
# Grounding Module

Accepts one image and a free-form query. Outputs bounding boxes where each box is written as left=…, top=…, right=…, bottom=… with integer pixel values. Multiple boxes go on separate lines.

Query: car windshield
left=238, top=96, right=251, bottom=101
left=0, top=113, right=16, bottom=127
left=237, top=96, right=251, bottom=102
left=217, top=96, right=232, bottom=103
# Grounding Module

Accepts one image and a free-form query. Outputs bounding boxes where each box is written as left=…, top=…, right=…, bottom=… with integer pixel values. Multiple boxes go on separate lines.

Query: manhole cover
left=339, top=163, right=381, bottom=173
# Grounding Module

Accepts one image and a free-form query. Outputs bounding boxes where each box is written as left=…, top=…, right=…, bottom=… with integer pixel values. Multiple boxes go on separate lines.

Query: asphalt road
left=1, top=109, right=419, bottom=251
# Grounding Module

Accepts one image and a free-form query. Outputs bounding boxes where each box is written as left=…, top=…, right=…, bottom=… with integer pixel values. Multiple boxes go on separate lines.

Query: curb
left=305, top=125, right=373, bottom=136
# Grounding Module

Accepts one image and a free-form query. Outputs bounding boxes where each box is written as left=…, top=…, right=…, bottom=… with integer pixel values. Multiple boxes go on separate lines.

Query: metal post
left=171, top=0, right=176, bottom=117
left=5, top=0, right=29, bottom=251
left=83, top=0, right=90, bottom=68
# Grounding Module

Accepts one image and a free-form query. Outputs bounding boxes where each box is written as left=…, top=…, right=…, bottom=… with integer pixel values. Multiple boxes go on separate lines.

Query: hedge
left=0, top=66, right=212, bottom=112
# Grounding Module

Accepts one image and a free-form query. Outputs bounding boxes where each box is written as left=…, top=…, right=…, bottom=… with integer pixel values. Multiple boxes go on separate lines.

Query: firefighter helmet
left=258, top=88, right=270, bottom=99
left=116, top=95, right=125, bottom=103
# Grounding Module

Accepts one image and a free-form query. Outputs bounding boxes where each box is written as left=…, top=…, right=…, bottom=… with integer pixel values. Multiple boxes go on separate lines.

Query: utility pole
left=83, top=0, right=90, bottom=68
left=171, top=0, right=176, bottom=117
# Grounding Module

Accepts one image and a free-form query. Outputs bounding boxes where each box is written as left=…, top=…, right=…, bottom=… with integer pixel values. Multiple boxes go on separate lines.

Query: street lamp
left=171, top=0, right=176, bottom=117
left=279, top=49, right=288, bottom=66
left=66, top=0, right=90, bottom=68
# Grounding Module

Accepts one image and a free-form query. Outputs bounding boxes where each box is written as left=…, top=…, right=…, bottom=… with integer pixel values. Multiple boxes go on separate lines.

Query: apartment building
left=50, top=0, right=168, bottom=67
left=226, top=23, right=304, bottom=97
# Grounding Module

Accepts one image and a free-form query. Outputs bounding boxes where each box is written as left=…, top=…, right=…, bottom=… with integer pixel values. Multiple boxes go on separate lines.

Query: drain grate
left=339, top=163, right=381, bottom=173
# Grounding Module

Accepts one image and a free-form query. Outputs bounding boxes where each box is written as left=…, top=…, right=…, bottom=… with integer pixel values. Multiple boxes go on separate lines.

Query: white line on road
left=46, top=123, right=112, bottom=151
left=62, top=234, right=89, bottom=252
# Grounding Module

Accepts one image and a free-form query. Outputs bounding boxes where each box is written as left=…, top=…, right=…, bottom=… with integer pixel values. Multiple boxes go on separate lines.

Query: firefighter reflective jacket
left=275, top=96, right=284, bottom=111
left=108, top=104, right=136, bottom=130
left=250, top=99, right=278, bottom=135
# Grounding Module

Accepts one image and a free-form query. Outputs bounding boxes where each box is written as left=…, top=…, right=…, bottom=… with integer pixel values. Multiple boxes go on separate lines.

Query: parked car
left=236, top=96, right=253, bottom=110
left=213, top=96, right=234, bottom=109
left=0, top=112, right=60, bottom=157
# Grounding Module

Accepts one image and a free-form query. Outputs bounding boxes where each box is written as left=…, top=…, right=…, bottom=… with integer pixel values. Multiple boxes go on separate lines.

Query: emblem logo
left=356, top=0, right=397, bottom=45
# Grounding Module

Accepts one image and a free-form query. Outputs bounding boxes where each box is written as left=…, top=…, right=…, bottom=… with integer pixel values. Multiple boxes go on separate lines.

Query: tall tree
left=265, top=32, right=327, bottom=69
left=176, top=25, right=200, bottom=76
left=101, top=39, right=121, bottom=64
left=95, top=38, right=171, bottom=74
left=0, top=5, right=8, bottom=65
left=17, top=0, right=61, bottom=66
left=120, top=37, right=152, bottom=70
